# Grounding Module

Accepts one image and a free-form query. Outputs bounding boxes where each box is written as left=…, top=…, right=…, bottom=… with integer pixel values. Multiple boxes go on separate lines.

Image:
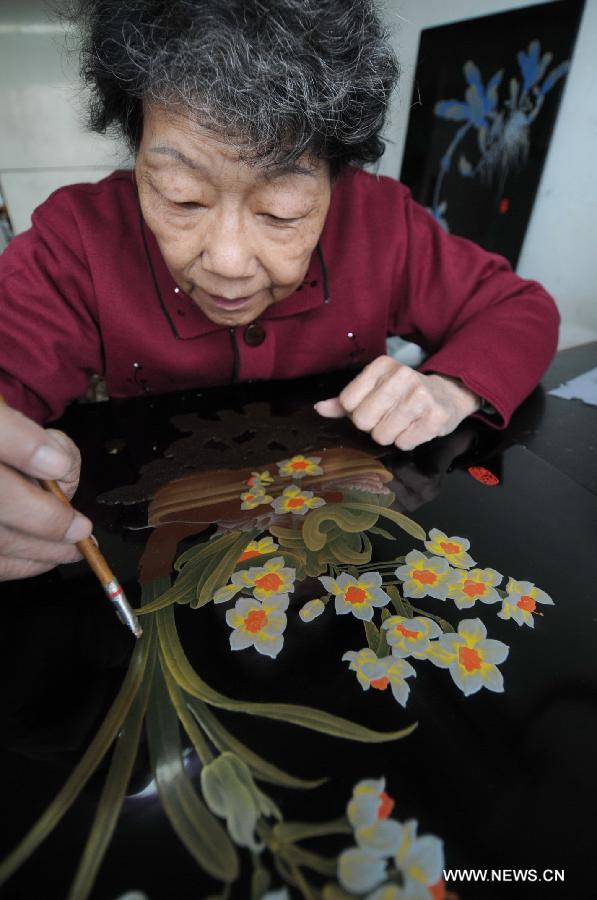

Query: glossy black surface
left=1, top=347, right=596, bottom=900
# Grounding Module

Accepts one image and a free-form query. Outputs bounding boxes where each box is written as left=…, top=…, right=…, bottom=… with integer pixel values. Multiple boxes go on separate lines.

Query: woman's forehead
left=138, top=105, right=329, bottom=187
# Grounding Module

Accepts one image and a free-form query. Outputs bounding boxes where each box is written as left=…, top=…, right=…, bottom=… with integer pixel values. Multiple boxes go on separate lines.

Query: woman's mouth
left=205, top=292, right=255, bottom=311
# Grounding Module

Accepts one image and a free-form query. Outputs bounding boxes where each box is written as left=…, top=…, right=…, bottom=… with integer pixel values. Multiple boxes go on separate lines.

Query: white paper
left=548, top=366, right=597, bottom=407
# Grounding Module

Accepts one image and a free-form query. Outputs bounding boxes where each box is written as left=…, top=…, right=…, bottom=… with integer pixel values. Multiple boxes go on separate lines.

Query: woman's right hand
left=0, top=403, right=92, bottom=580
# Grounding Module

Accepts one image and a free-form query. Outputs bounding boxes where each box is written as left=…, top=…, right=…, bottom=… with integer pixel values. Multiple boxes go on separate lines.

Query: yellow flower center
left=440, top=541, right=461, bottom=554
left=463, top=580, right=485, bottom=597
left=255, top=573, right=283, bottom=592
left=377, top=791, right=395, bottom=819
left=395, top=624, right=420, bottom=640
left=413, top=569, right=437, bottom=585
left=238, top=549, right=262, bottom=562
left=244, top=610, right=268, bottom=633
left=459, top=646, right=482, bottom=672
left=345, top=586, right=367, bottom=605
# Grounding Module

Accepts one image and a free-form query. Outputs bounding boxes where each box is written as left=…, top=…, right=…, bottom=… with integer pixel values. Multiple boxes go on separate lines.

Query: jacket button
left=243, top=322, right=266, bottom=346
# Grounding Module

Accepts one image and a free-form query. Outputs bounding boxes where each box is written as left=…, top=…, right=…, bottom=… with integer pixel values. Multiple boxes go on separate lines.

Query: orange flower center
left=517, top=594, right=536, bottom=612
left=463, top=580, right=485, bottom=597
left=440, top=541, right=461, bottom=555
left=413, top=568, right=437, bottom=585
left=370, top=676, right=389, bottom=690
left=238, top=549, right=262, bottom=562
left=459, top=646, right=482, bottom=672
left=291, top=460, right=309, bottom=470
left=396, top=624, right=420, bottom=640
left=255, top=573, right=283, bottom=592
left=345, top=586, right=367, bottom=605
left=244, top=609, right=268, bottom=633
left=287, top=497, right=306, bottom=508
left=377, top=791, right=395, bottom=819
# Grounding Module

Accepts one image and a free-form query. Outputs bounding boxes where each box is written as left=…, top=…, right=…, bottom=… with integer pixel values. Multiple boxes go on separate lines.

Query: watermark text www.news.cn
left=443, top=869, right=565, bottom=884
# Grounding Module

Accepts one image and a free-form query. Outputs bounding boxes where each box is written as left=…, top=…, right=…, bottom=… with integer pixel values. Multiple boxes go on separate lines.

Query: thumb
left=314, top=397, right=346, bottom=418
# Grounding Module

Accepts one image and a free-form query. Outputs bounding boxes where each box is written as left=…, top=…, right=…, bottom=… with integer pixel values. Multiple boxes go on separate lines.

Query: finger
left=0, top=404, right=78, bottom=481
left=343, top=364, right=419, bottom=434
left=0, top=555, right=61, bottom=582
left=337, top=356, right=400, bottom=414
left=0, top=464, right=91, bottom=544
left=313, top=398, right=346, bottom=418
left=0, top=523, right=84, bottom=565
left=45, top=429, right=81, bottom=499
left=394, top=419, right=439, bottom=452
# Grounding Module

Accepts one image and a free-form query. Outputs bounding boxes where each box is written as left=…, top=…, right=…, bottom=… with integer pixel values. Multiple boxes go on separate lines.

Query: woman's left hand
left=314, top=355, right=481, bottom=450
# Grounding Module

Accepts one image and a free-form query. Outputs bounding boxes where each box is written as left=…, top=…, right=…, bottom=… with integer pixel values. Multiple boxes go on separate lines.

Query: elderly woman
left=0, top=0, right=558, bottom=580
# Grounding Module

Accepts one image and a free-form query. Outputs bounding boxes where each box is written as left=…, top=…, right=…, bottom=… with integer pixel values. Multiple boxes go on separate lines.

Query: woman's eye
left=174, top=200, right=204, bottom=210
left=263, top=213, right=299, bottom=224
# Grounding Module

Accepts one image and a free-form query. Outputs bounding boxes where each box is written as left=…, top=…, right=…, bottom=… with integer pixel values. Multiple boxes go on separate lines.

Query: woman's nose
left=200, top=210, right=258, bottom=280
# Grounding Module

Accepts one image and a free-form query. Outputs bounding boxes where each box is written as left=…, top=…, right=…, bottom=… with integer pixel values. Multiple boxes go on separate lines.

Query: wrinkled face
left=135, top=105, right=332, bottom=327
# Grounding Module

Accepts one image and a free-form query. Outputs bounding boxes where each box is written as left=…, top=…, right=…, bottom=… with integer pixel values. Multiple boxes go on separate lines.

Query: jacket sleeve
left=389, top=189, right=560, bottom=427
left=0, top=191, right=104, bottom=423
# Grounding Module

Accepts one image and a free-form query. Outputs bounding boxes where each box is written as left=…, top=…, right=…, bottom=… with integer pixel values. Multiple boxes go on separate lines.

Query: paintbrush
left=0, top=396, right=142, bottom=638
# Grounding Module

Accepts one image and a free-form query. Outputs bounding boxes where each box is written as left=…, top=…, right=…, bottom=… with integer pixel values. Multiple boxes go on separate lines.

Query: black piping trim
left=229, top=327, right=240, bottom=383
left=316, top=243, right=330, bottom=303
left=139, top=210, right=180, bottom=339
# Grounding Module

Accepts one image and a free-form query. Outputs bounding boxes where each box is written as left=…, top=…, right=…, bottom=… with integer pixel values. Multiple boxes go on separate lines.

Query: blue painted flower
left=435, top=61, right=503, bottom=129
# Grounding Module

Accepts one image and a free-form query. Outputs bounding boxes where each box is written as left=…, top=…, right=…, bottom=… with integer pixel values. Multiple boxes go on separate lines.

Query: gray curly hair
left=69, top=0, right=399, bottom=173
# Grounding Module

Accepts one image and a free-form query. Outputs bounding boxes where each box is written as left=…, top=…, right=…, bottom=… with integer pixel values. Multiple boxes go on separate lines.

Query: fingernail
left=65, top=514, right=92, bottom=543
left=31, top=444, right=68, bottom=478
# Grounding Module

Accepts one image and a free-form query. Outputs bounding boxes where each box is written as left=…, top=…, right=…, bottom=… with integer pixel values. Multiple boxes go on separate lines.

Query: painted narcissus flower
left=320, top=571, right=391, bottom=621
left=271, top=484, right=326, bottom=515
left=395, top=551, right=452, bottom=601
left=446, top=567, right=502, bottom=609
left=497, top=578, right=554, bottom=627
left=347, top=778, right=401, bottom=859
left=342, top=648, right=416, bottom=707
left=298, top=598, right=326, bottom=622
left=424, top=528, right=475, bottom=569
left=245, top=470, right=274, bottom=487
left=237, top=536, right=278, bottom=563
left=276, top=454, right=323, bottom=479
left=214, top=556, right=295, bottom=604
left=240, top=486, right=273, bottom=510
left=225, top=595, right=288, bottom=658
left=382, top=615, right=442, bottom=659
left=424, top=618, right=509, bottom=696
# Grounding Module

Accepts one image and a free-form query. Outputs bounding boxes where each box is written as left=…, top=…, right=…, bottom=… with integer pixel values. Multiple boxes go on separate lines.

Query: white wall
left=0, top=0, right=595, bottom=348
left=379, top=0, right=597, bottom=348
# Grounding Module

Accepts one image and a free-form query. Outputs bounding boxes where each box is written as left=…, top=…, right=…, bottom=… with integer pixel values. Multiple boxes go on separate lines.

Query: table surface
left=1, top=343, right=596, bottom=900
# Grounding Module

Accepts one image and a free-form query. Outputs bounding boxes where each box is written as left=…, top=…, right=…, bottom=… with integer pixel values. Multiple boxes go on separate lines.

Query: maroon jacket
left=0, top=167, right=558, bottom=424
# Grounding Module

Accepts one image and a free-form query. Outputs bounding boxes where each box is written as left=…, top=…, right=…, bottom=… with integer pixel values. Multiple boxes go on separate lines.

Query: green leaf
left=251, top=862, right=271, bottom=899
left=273, top=818, right=352, bottom=843
left=364, top=619, right=380, bottom=651
left=0, top=586, right=157, bottom=887
left=283, top=843, right=338, bottom=876
left=302, top=505, right=380, bottom=552
left=322, top=885, right=354, bottom=900
left=343, top=502, right=426, bottom=541
left=185, top=695, right=326, bottom=790
left=146, top=654, right=239, bottom=882
left=138, top=531, right=240, bottom=615
left=66, top=620, right=157, bottom=900
left=157, top=606, right=416, bottom=744
left=192, top=529, right=259, bottom=609
left=368, top=525, right=397, bottom=541
left=387, top=585, right=413, bottom=619
left=162, top=659, right=214, bottom=764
